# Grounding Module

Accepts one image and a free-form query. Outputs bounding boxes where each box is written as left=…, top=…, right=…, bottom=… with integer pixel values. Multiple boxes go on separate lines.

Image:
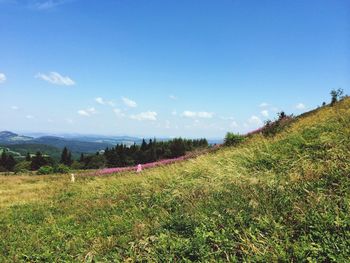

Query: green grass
left=1, top=99, right=350, bottom=261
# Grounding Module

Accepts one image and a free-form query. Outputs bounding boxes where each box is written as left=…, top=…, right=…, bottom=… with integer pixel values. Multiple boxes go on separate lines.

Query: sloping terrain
left=0, top=98, right=350, bottom=261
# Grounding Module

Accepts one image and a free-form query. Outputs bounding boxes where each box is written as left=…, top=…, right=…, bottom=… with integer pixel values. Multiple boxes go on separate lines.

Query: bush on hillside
left=54, top=164, right=70, bottom=174
left=71, top=161, right=84, bottom=170
left=262, top=111, right=293, bottom=137
left=37, top=166, right=54, bottom=175
left=13, top=161, right=31, bottom=174
left=224, top=133, right=245, bottom=146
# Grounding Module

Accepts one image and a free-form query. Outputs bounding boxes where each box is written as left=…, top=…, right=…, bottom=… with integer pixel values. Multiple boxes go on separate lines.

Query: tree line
left=0, top=137, right=208, bottom=173
left=82, top=138, right=208, bottom=169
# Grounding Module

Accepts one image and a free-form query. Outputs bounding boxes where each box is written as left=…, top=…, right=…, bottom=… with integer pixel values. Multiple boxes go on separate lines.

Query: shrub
left=330, top=88, right=344, bottom=105
left=54, top=164, right=70, bottom=174
left=224, top=133, right=245, bottom=146
left=13, top=161, right=31, bottom=174
left=71, top=161, right=84, bottom=170
left=37, top=166, right=54, bottom=175
left=262, top=112, right=293, bottom=137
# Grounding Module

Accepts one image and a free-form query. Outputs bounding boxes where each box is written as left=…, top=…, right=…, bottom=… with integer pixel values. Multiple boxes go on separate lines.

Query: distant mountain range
left=0, top=131, right=140, bottom=154
left=0, top=131, right=223, bottom=159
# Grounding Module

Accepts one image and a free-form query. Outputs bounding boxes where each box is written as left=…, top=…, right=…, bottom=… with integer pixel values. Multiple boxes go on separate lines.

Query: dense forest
left=0, top=138, right=208, bottom=173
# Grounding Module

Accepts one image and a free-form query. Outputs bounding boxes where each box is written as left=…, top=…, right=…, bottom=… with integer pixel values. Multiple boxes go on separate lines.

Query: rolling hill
left=0, top=98, right=350, bottom=261
left=0, top=132, right=115, bottom=154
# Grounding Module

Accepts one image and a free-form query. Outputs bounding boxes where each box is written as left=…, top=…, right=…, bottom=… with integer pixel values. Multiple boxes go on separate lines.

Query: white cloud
left=77, top=107, right=97, bottom=117
left=95, top=97, right=115, bottom=106
left=95, top=97, right=104, bottom=104
left=26, top=115, right=34, bottom=119
left=198, top=112, right=214, bottom=118
left=248, top=115, right=263, bottom=126
left=122, top=97, right=137, bottom=108
left=295, top=103, right=306, bottom=110
left=113, top=108, right=125, bottom=118
left=33, top=0, right=69, bottom=10
left=261, top=110, right=269, bottom=117
left=182, top=111, right=214, bottom=119
left=171, top=110, right=177, bottom=116
left=36, top=72, right=75, bottom=86
left=259, top=102, right=269, bottom=107
left=130, top=111, right=157, bottom=121
left=182, top=111, right=197, bottom=118
left=11, top=106, right=19, bottom=110
left=169, top=94, right=177, bottom=100
left=77, top=110, right=89, bottom=116
left=220, top=116, right=235, bottom=120
left=0, top=73, right=6, bottom=83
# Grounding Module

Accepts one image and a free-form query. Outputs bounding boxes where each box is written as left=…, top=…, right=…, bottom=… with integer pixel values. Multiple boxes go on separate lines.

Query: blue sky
left=0, top=0, right=349, bottom=138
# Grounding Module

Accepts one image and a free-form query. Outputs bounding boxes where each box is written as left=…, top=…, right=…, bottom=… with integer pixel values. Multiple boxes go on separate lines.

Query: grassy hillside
left=1, top=99, right=350, bottom=261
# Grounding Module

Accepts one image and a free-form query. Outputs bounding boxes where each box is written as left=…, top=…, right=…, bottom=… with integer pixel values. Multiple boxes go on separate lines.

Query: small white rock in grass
left=71, top=173, right=75, bottom=182
left=136, top=164, right=142, bottom=173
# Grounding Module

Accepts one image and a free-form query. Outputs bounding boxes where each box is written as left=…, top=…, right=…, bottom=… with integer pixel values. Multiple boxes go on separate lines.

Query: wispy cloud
left=95, top=97, right=115, bottom=106
left=259, top=102, right=269, bottom=108
left=0, top=0, right=73, bottom=10
left=0, top=73, right=6, bottom=83
left=77, top=107, right=97, bottom=117
left=32, top=0, right=71, bottom=10
left=36, top=72, right=75, bottom=86
left=11, top=106, right=19, bottom=110
left=182, top=111, right=214, bottom=119
left=113, top=108, right=125, bottom=118
left=169, top=94, right=177, bottom=100
left=248, top=115, right=263, bottom=126
left=26, top=115, right=34, bottom=119
left=295, top=103, right=306, bottom=110
left=122, top=97, right=137, bottom=108
left=261, top=110, right=269, bottom=117
left=130, top=111, right=157, bottom=121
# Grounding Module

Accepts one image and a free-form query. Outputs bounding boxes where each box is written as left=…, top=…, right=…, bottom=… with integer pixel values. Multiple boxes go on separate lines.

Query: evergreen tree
left=67, top=151, right=73, bottom=166
left=60, top=147, right=69, bottom=165
left=25, top=152, right=31, bottom=161
left=141, top=139, right=147, bottom=151
left=0, top=150, right=7, bottom=167
left=31, top=152, right=47, bottom=170
left=60, top=147, right=72, bottom=166
left=79, top=153, right=85, bottom=163
left=5, top=155, right=16, bottom=171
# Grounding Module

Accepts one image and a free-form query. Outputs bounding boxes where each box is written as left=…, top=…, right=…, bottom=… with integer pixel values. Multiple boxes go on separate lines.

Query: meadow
left=1, top=98, right=350, bottom=261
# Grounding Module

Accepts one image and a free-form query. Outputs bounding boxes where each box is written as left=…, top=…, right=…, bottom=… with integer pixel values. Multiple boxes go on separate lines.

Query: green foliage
left=84, top=154, right=106, bottom=169
left=224, top=132, right=245, bottom=146
left=0, top=150, right=17, bottom=171
left=30, top=151, right=54, bottom=170
left=60, top=147, right=73, bottom=166
left=13, top=161, right=31, bottom=174
left=37, top=166, right=54, bottom=175
left=54, top=164, right=70, bottom=174
left=71, top=161, right=84, bottom=170
left=330, top=88, right=344, bottom=105
left=103, top=137, right=208, bottom=168
left=261, top=111, right=293, bottom=137
left=36, top=164, right=70, bottom=175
